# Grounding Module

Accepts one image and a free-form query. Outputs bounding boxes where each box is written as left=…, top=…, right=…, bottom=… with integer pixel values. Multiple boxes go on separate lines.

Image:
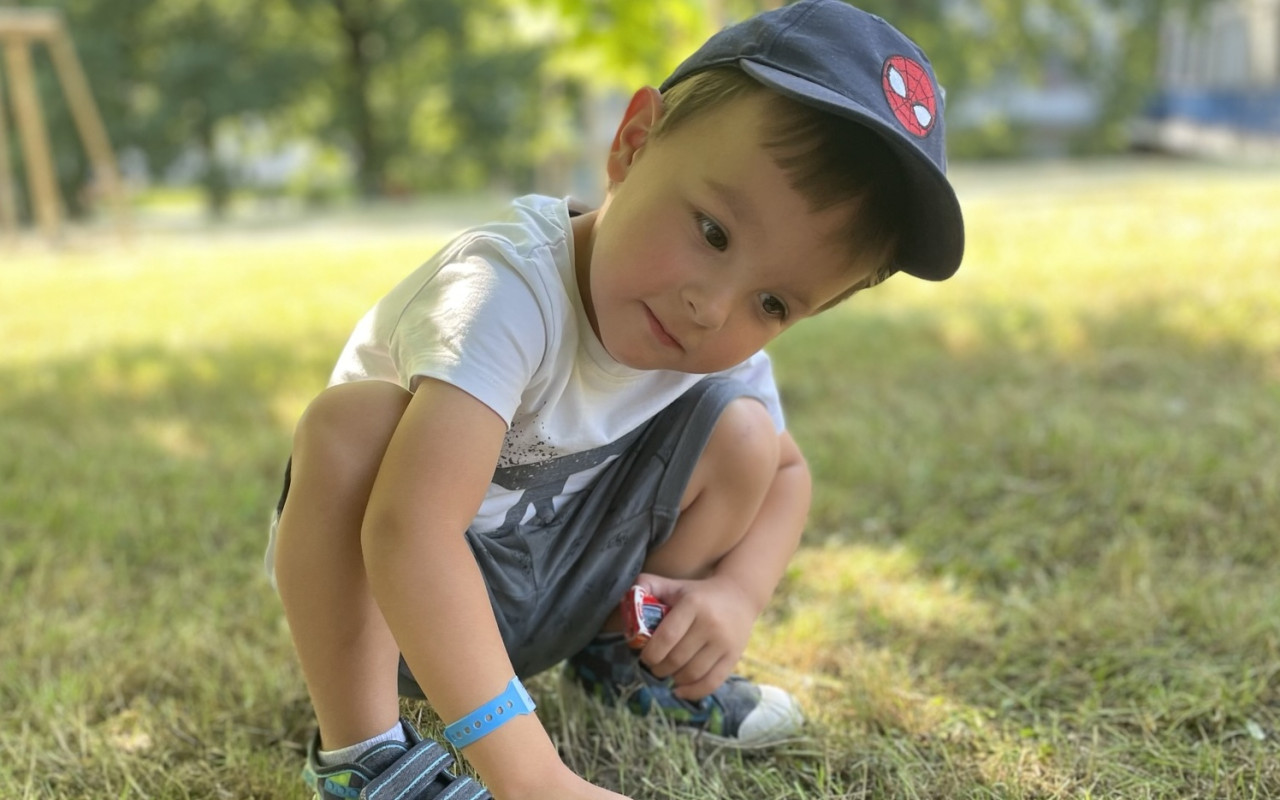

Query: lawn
left=2, top=160, right=1278, bottom=799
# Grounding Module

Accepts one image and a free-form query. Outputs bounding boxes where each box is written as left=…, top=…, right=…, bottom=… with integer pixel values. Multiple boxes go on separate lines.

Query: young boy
left=265, top=1, right=964, bottom=798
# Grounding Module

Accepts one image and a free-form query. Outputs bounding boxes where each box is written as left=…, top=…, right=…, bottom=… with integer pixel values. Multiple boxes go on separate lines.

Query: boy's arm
left=360, top=378, right=597, bottom=798
left=639, top=429, right=811, bottom=699
left=709, top=429, right=811, bottom=611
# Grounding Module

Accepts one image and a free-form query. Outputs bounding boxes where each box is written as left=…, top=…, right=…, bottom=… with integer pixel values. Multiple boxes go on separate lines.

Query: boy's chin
left=605, top=345, right=678, bottom=373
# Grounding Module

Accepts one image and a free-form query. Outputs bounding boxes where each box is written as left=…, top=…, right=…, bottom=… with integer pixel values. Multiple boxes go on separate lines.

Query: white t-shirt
left=331, top=195, right=784, bottom=533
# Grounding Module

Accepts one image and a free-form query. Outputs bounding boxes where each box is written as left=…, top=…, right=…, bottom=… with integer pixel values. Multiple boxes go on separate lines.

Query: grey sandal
left=304, top=717, right=490, bottom=800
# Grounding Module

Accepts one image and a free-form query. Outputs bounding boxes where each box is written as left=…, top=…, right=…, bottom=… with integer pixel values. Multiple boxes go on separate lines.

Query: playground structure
left=0, top=8, right=127, bottom=239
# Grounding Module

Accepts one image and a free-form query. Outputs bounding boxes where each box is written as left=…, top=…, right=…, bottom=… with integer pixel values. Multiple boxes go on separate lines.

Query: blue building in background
left=1133, top=0, right=1280, bottom=158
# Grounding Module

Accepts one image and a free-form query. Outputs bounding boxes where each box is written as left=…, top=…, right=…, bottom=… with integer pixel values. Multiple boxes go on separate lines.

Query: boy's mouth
left=644, top=305, right=684, bottom=351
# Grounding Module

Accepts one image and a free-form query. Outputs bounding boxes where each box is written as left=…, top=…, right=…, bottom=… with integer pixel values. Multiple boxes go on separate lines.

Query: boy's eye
left=760, top=293, right=788, bottom=319
left=696, top=213, right=729, bottom=251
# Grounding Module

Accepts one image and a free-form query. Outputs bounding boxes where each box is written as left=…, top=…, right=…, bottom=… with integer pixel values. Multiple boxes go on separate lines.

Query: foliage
left=3, top=162, right=1279, bottom=798
left=858, top=0, right=1208, bottom=157
left=279, top=0, right=551, bottom=196
left=529, top=0, right=715, bottom=88
left=7, top=0, right=554, bottom=214
left=0, top=0, right=1229, bottom=216
left=139, top=0, right=320, bottom=216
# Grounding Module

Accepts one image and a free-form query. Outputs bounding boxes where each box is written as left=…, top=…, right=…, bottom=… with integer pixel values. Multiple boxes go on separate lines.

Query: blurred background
left=0, top=0, right=1277, bottom=230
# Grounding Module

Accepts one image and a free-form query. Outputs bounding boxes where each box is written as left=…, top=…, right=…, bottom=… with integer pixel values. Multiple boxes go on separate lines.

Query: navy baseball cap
left=660, top=0, right=964, bottom=281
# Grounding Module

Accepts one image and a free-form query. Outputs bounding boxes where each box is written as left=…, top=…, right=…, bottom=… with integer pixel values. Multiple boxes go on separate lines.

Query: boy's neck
left=570, top=210, right=600, bottom=338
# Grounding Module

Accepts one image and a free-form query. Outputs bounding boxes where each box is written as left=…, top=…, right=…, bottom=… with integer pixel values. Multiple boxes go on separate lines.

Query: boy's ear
left=607, top=87, right=664, bottom=184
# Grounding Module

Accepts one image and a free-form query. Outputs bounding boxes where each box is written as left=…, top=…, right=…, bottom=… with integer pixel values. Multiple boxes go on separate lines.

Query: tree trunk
left=333, top=0, right=384, bottom=199
left=197, top=107, right=231, bottom=220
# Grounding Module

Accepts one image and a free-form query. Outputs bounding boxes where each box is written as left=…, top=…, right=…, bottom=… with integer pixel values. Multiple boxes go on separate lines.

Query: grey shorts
left=269, top=376, right=759, bottom=692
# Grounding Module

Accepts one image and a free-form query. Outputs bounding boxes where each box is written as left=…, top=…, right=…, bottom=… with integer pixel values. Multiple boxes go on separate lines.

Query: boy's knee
left=293, top=381, right=411, bottom=478
left=698, top=397, right=779, bottom=494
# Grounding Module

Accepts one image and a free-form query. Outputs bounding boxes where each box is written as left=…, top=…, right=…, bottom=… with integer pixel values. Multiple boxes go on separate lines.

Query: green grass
left=3, top=160, right=1279, bottom=798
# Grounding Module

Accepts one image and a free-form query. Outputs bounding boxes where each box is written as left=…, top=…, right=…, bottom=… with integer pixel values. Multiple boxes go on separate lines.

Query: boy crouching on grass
left=265, top=1, right=965, bottom=797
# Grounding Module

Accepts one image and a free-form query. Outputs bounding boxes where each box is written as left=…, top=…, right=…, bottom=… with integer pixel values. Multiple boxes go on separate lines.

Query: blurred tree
left=282, top=0, right=556, bottom=196
left=852, top=0, right=1208, bottom=155
left=281, top=0, right=461, bottom=198
left=13, top=0, right=320, bottom=216
left=530, top=0, right=712, bottom=88
left=16, top=0, right=318, bottom=218
left=499, top=0, right=722, bottom=196
left=2, top=0, right=1220, bottom=221
left=522, top=0, right=1211, bottom=158
left=137, top=0, right=319, bottom=216
left=18, top=0, right=549, bottom=212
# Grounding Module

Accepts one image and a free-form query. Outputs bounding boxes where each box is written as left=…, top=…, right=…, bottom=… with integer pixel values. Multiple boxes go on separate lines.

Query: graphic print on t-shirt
left=488, top=422, right=647, bottom=531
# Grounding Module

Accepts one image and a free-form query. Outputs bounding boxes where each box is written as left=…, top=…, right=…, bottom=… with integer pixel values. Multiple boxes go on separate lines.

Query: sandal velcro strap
left=363, top=739, right=490, bottom=800
left=424, top=776, right=489, bottom=800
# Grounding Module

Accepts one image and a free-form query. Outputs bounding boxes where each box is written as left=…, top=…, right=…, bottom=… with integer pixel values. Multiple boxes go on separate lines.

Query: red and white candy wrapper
left=621, top=585, right=669, bottom=649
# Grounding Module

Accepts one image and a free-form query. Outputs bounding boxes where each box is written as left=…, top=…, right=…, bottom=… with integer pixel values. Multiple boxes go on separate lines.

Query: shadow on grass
left=776, top=297, right=1279, bottom=573
left=0, top=341, right=330, bottom=559
left=0, top=341, right=331, bottom=798
left=3, top=294, right=1278, bottom=797
left=766, top=296, right=1280, bottom=794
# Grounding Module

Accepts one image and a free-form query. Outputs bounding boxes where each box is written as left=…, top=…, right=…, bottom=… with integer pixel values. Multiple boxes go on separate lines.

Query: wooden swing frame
left=0, top=8, right=126, bottom=239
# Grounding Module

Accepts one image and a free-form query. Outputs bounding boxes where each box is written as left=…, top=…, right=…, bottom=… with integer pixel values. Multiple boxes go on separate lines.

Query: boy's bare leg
left=610, top=395, right=810, bottom=703
left=646, top=397, right=781, bottom=580
left=273, top=381, right=412, bottom=750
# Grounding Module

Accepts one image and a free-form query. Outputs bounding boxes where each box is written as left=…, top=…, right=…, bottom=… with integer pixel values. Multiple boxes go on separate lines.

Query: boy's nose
left=683, top=284, right=731, bottom=330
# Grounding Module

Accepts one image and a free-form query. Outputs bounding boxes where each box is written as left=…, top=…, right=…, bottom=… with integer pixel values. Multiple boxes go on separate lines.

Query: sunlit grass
left=3, top=163, right=1279, bottom=798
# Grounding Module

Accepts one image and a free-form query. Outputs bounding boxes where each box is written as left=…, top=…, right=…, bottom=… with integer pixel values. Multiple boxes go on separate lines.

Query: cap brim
left=739, top=60, right=965, bottom=281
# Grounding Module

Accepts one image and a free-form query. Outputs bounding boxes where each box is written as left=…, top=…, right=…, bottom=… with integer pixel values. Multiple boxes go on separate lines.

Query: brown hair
left=652, top=68, right=907, bottom=307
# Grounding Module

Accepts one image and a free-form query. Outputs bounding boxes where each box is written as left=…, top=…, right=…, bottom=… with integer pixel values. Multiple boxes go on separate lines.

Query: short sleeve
left=717, top=350, right=786, bottom=431
left=385, top=254, right=547, bottom=425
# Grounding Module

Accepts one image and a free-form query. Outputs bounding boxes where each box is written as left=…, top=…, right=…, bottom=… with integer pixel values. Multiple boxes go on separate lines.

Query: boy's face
left=575, top=88, right=871, bottom=374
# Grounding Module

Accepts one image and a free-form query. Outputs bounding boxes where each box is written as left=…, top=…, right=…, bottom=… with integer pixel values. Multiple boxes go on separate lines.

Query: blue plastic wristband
left=443, top=677, right=537, bottom=748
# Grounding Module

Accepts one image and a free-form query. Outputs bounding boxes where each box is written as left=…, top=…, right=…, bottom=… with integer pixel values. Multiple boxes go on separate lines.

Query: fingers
left=639, top=609, right=737, bottom=700
left=673, top=654, right=734, bottom=700
left=638, top=601, right=689, bottom=668
left=644, top=637, right=733, bottom=700
left=661, top=644, right=733, bottom=700
left=634, top=572, right=680, bottom=602
left=631, top=575, right=751, bottom=700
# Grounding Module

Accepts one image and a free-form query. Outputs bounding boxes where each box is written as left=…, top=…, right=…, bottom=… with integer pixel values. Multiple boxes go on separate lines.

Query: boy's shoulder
left=388, top=194, right=577, bottom=317
left=445, top=194, right=573, bottom=265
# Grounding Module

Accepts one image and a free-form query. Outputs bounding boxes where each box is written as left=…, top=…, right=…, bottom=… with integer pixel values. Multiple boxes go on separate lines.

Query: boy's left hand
left=632, top=572, right=758, bottom=701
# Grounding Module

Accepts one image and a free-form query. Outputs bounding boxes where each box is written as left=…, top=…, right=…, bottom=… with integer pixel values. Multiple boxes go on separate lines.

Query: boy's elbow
left=776, top=432, right=813, bottom=508
left=360, top=499, right=420, bottom=568
left=777, top=431, right=809, bottom=481
left=360, top=477, right=486, bottom=570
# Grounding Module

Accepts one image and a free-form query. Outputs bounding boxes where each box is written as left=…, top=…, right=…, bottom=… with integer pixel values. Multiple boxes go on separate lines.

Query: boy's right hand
left=632, top=572, right=758, bottom=701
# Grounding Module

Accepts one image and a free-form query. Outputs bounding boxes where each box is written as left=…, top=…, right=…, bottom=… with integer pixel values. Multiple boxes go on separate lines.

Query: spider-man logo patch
left=881, top=55, right=936, bottom=138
